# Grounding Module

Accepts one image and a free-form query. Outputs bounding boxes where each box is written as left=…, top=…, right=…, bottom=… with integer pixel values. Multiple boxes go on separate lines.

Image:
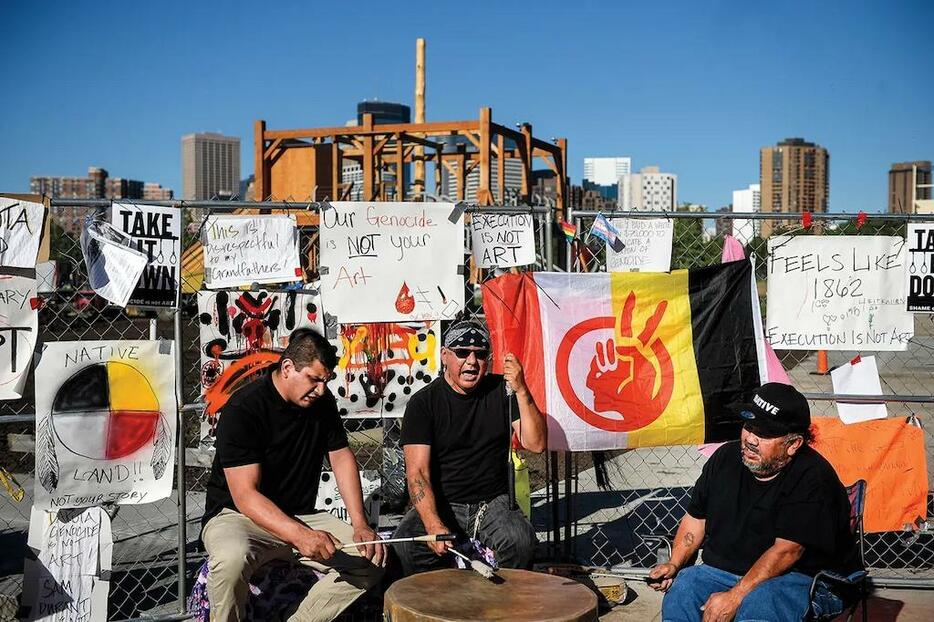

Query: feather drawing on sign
left=330, top=322, right=440, bottom=418
left=33, top=341, right=178, bottom=510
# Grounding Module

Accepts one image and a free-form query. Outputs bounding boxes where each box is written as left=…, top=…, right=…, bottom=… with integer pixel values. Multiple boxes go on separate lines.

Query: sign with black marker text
left=607, top=218, right=674, bottom=272
left=470, top=213, right=536, bottom=268
left=907, top=223, right=934, bottom=312
left=111, top=203, right=181, bottom=308
left=202, top=215, right=301, bottom=289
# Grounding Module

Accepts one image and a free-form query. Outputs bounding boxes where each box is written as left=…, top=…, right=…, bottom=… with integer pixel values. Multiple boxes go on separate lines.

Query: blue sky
left=1, top=0, right=931, bottom=212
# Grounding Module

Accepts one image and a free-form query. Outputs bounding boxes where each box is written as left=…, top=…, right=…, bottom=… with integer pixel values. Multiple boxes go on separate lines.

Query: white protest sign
left=470, top=213, right=536, bottom=267
left=80, top=219, right=148, bottom=308
left=21, top=506, right=113, bottom=622
left=36, top=261, right=57, bottom=294
left=831, top=355, right=888, bottom=424
left=607, top=218, right=674, bottom=272
left=319, top=202, right=465, bottom=323
left=0, top=275, right=38, bottom=400
left=907, top=223, right=934, bottom=312
left=0, top=197, right=45, bottom=268
left=111, top=203, right=181, bottom=308
left=766, top=236, right=913, bottom=350
left=202, top=214, right=301, bottom=289
left=316, top=469, right=380, bottom=525
left=34, top=340, right=177, bottom=510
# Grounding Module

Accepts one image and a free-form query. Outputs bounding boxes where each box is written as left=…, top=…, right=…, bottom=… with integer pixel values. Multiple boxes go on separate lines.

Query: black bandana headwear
left=443, top=319, right=491, bottom=350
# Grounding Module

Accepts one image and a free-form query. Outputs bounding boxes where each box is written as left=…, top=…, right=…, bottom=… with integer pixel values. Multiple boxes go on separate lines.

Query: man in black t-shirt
left=202, top=328, right=383, bottom=622
left=649, top=383, right=861, bottom=622
left=393, top=318, right=547, bottom=575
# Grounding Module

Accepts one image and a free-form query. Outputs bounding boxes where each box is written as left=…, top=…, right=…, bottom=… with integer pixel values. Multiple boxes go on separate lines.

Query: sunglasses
left=448, top=347, right=490, bottom=360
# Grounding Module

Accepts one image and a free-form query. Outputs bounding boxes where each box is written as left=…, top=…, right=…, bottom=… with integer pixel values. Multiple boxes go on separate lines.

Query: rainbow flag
left=561, top=221, right=577, bottom=242
left=482, top=261, right=766, bottom=450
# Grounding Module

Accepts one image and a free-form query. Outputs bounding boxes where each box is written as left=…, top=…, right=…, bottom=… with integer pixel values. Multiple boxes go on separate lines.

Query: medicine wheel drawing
left=51, top=362, right=161, bottom=460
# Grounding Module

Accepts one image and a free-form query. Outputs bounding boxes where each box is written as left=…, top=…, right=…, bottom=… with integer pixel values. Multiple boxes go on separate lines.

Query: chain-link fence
left=0, top=199, right=559, bottom=620
left=563, top=209, right=934, bottom=587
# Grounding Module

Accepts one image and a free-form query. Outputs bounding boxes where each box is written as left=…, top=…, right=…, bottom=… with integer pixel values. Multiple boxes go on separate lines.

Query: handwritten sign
left=907, top=223, right=934, bottom=312
left=316, top=469, right=380, bottom=525
left=34, top=341, right=177, bottom=510
left=111, top=203, right=181, bottom=308
left=0, top=197, right=45, bottom=268
left=470, top=214, right=535, bottom=268
left=319, top=202, right=465, bottom=323
left=812, top=417, right=928, bottom=533
left=0, top=275, right=38, bottom=400
left=766, top=236, right=913, bottom=350
left=202, top=215, right=301, bottom=289
left=607, top=218, right=674, bottom=272
left=21, top=506, right=113, bottom=621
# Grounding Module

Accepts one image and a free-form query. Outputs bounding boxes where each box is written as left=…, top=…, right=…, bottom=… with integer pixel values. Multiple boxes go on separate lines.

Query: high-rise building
left=759, top=138, right=828, bottom=236
left=181, top=132, right=241, bottom=200
left=732, top=183, right=761, bottom=244
left=143, top=182, right=174, bottom=200
left=105, top=178, right=144, bottom=200
left=888, top=161, right=932, bottom=214
left=584, top=157, right=631, bottom=186
left=715, top=205, right=734, bottom=238
left=628, top=166, right=677, bottom=211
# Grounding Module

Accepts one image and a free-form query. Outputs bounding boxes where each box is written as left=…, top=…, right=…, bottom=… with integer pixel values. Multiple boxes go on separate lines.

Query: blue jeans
left=662, top=564, right=843, bottom=622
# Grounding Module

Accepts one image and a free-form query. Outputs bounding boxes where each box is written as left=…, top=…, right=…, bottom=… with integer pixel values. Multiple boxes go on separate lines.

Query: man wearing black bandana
left=392, top=318, right=547, bottom=575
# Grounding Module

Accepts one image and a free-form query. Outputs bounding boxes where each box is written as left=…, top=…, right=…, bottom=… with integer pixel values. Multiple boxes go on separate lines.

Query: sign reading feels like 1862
left=766, top=235, right=913, bottom=351
left=907, top=223, right=934, bottom=313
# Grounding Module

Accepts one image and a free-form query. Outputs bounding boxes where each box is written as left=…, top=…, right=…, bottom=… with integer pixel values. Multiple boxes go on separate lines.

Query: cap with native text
left=735, top=383, right=811, bottom=437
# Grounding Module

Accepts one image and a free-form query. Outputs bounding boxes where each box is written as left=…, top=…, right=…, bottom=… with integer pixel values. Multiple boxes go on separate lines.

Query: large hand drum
left=384, top=569, right=598, bottom=621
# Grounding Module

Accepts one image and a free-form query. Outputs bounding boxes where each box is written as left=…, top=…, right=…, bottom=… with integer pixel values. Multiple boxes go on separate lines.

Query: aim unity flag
left=482, top=261, right=766, bottom=451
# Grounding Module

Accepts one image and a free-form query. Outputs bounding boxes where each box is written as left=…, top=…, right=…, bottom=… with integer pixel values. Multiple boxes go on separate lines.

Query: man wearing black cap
left=392, top=318, right=547, bottom=575
left=649, top=383, right=861, bottom=622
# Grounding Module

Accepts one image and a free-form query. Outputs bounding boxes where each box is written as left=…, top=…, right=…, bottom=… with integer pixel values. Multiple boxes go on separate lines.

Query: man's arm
left=699, top=538, right=804, bottom=622
left=225, top=464, right=338, bottom=561
left=329, top=446, right=384, bottom=565
left=649, top=513, right=706, bottom=592
left=403, top=444, right=453, bottom=556
left=504, top=353, right=547, bottom=453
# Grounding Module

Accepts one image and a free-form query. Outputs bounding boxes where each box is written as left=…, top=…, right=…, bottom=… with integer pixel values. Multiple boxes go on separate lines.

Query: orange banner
left=811, top=417, right=928, bottom=533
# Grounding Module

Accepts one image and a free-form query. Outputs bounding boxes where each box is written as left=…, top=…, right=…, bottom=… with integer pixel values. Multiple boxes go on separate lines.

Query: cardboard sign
left=319, top=202, right=465, bottom=323
left=766, top=236, right=913, bottom=350
left=0, top=197, right=45, bottom=268
left=607, top=218, right=674, bottom=272
left=111, top=203, right=181, bottom=308
left=202, top=215, right=302, bottom=289
left=811, top=417, right=928, bottom=533
left=0, top=275, right=38, bottom=400
left=33, top=341, right=177, bottom=510
left=470, top=213, right=536, bottom=268
left=907, top=223, right=934, bottom=312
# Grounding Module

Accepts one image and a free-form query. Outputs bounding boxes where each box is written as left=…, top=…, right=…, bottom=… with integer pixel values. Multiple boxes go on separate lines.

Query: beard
left=741, top=443, right=792, bottom=478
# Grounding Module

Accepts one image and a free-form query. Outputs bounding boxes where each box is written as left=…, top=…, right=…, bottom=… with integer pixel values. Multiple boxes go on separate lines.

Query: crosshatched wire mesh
left=566, top=211, right=934, bottom=582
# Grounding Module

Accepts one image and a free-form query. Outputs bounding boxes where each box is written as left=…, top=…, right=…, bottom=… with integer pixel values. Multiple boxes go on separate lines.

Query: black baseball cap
left=734, top=383, right=811, bottom=438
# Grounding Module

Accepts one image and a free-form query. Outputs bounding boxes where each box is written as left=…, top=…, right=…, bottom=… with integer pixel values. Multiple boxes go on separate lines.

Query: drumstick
left=449, top=548, right=496, bottom=580
left=337, top=533, right=457, bottom=549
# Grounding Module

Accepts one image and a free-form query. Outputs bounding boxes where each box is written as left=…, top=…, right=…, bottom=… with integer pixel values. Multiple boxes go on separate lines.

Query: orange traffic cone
left=813, top=350, right=829, bottom=375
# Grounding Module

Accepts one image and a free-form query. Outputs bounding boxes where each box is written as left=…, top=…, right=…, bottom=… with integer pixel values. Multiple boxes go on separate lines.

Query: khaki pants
left=202, top=508, right=383, bottom=622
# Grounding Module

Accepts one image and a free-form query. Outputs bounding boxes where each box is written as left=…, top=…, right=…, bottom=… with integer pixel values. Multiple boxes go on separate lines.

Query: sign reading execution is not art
left=34, top=341, right=177, bottom=510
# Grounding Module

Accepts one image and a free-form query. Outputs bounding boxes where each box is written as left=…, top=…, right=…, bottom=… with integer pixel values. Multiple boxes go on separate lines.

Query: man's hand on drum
left=353, top=524, right=386, bottom=566
left=295, top=527, right=341, bottom=561
left=425, top=521, right=454, bottom=556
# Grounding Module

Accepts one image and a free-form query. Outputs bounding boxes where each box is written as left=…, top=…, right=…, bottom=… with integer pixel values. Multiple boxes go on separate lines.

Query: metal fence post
left=175, top=204, right=188, bottom=614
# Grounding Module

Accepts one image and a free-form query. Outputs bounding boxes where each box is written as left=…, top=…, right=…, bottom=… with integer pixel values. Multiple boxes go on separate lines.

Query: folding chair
left=806, top=479, right=869, bottom=622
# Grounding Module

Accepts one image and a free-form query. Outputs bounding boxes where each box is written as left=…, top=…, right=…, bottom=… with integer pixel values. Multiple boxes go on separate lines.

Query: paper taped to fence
left=766, top=235, right=913, bottom=351
left=907, top=223, right=934, bottom=312
left=111, top=203, right=181, bottom=308
left=470, top=213, right=536, bottom=268
left=483, top=261, right=766, bottom=450
left=20, top=506, right=113, bottom=622
left=33, top=340, right=177, bottom=510
left=830, top=355, right=888, bottom=424
left=329, top=321, right=440, bottom=418
left=80, top=218, right=149, bottom=308
left=202, top=214, right=302, bottom=289
left=0, top=275, right=38, bottom=400
left=0, top=197, right=45, bottom=268
left=197, top=288, right=324, bottom=444
left=607, top=218, right=674, bottom=272
left=319, top=202, right=465, bottom=323
left=316, top=469, right=380, bottom=525
left=812, top=417, right=928, bottom=533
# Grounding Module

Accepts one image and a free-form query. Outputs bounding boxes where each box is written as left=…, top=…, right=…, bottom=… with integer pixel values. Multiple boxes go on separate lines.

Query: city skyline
left=2, top=1, right=932, bottom=212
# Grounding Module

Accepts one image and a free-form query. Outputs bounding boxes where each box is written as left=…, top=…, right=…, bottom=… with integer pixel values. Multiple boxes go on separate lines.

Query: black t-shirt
left=400, top=375, right=519, bottom=505
left=688, top=441, right=860, bottom=576
left=203, top=371, right=349, bottom=526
